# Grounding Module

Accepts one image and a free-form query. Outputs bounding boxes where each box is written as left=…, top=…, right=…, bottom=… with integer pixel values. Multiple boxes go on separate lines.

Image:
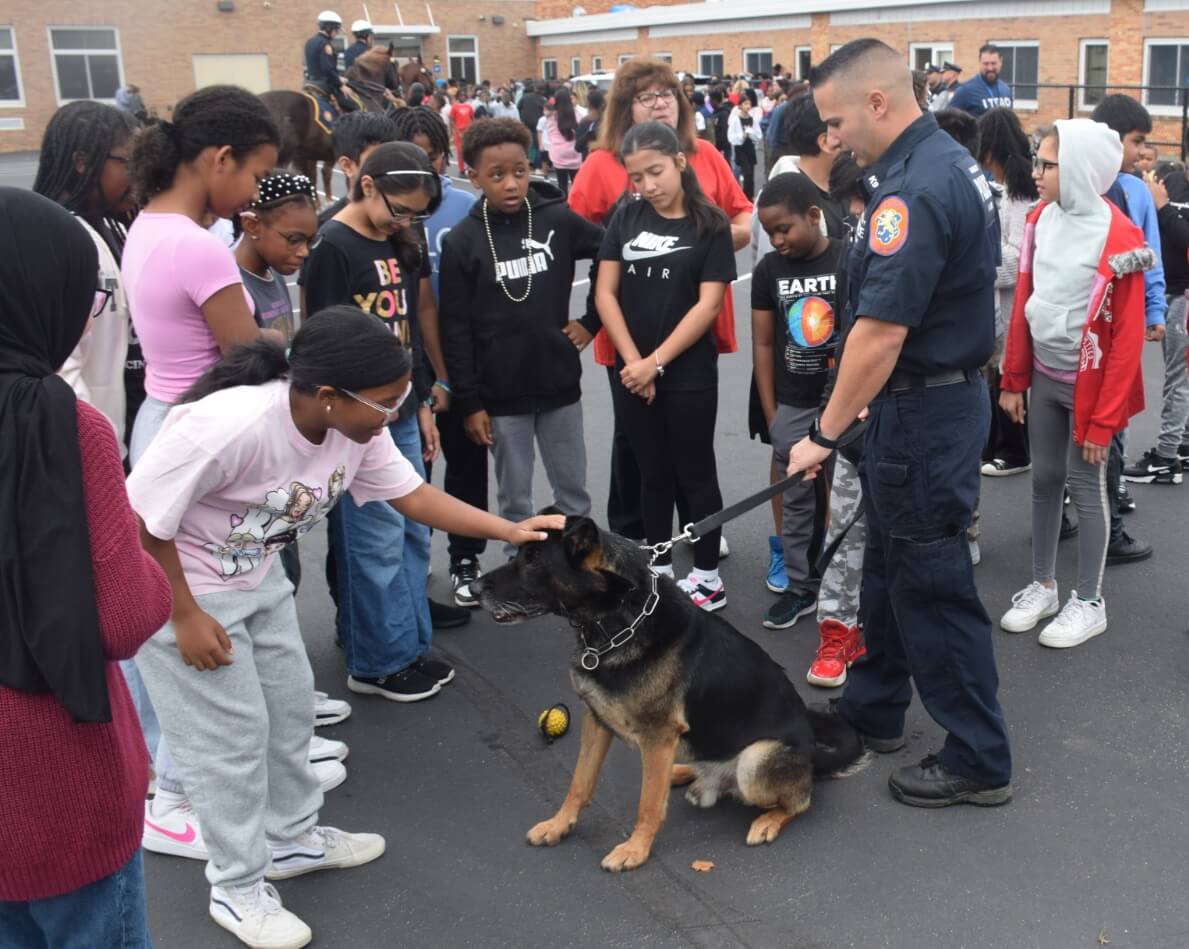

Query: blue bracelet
left=433, top=380, right=453, bottom=393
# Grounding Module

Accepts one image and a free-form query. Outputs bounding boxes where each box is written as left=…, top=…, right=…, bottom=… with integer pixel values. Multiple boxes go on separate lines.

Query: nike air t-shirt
left=600, top=198, right=737, bottom=391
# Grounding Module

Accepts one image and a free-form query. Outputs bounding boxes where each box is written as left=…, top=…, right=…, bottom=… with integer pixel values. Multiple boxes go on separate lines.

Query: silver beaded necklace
left=482, top=194, right=534, bottom=304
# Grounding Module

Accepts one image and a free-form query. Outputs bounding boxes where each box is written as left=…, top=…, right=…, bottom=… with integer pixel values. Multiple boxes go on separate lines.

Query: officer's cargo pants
left=837, top=375, right=1012, bottom=786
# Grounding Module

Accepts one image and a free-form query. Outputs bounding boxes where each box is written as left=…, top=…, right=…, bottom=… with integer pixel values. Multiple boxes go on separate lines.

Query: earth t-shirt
left=599, top=198, right=736, bottom=391
left=751, top=240, right=843, bottom=408
left=126, top=380, right=422, bottom=595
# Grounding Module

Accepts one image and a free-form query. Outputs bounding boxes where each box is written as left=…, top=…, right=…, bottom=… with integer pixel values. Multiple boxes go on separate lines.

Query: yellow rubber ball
left=538, top=703, right=570, bottom=741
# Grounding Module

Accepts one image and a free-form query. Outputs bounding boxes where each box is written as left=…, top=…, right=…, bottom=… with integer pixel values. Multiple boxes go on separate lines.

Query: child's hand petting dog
left=505, top=514, right=567, bottom=545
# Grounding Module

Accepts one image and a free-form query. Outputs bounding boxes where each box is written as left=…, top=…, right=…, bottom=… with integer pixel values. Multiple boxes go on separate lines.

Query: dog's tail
left=806, top=706, right=868, bottom=778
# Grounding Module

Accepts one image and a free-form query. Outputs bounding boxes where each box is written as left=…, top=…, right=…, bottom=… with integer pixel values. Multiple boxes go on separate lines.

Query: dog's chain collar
left=577, top=571, right=660, bottom=672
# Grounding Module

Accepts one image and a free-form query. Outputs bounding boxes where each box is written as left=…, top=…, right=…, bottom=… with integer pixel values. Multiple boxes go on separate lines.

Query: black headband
left=251, top=172, right=317, bottom=208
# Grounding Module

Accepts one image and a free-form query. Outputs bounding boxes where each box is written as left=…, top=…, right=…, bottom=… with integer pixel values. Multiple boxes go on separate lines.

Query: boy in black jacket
left=440, top=118, right=603, bottom=554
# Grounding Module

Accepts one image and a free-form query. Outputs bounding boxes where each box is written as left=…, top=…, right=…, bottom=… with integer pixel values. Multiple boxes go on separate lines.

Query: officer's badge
left=869, top=196, right=909, bottom=257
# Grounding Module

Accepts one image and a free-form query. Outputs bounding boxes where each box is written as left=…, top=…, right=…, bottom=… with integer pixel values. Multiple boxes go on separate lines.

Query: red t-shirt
left=450, top=102, right=474, bottom=136
left=568, top=143, right=753, bottom=364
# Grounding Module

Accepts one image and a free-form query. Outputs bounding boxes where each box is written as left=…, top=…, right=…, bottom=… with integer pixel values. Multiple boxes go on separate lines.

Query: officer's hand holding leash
left=787, top=407, right=869, bottom=481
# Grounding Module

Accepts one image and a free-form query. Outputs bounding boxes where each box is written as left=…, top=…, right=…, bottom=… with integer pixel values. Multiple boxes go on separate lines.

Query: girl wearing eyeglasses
left=234, top=170, right=320, bottom=342
left=302, top=142, right=464, bottom=703
left=127, top=307, right=561, bottom=945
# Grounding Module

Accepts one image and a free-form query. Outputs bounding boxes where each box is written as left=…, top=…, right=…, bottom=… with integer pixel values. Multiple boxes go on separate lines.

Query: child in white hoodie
left=998, top=119, right=1152, bottom=649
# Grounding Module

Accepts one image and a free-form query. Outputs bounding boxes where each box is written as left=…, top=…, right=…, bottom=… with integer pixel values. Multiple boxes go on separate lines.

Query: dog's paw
left=670, top=764, right=697, bottom=787
left=745, top=809, right=790, bottom=846
left=684, top=783, right=719, bottom=809
left=526, top=817, right=573, bottom=847
left=601, top=839, right=651, bottom=872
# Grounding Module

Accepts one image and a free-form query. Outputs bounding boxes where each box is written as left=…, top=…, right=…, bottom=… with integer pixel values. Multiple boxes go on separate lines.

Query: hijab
left=0, top=187, right=110, bottom=722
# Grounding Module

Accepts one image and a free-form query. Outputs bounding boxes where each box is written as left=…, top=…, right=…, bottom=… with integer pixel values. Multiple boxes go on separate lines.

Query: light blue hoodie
left=1110, top=172, right=1167, bottom=327
left=425, top=174, right=476, bottom=301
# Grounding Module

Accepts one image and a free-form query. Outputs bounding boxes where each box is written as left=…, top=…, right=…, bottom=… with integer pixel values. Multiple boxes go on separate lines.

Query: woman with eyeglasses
left=565, top=57, right=752, bottom=545
left=126, top=307, right=560, bottom=945
left=234, top=170, right=320, bottom=342
left=302, top=142, right=462, bottom=703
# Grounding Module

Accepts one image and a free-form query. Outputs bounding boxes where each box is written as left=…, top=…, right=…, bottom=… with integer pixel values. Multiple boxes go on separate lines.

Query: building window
left=0, top=28, right=23, bottom=106
left=654, top=52, right=672, bottom=64
left=795, top=47, right=812, bottom=80
left=990, top=41, right=1039, bottom=106
left=1078, top=40, right=1109, bottom=111
left=591, top=55, right=603, bottom=72
left=743, top=48, right=773, bottom=76
left=617, top=53, right=632, bottom=66
left=909, top=42, right=953, bottom=73
left=542, top=59, right=558, bottom=81
left=447, top=35, right=479, bottom=85
left=570, top=56, right=581, bottom=76
left=48, top=27, right=122, bottom=103
left=698, top=50, right=724, bottom=77
left=1144, top=39, right=1189, bottom=112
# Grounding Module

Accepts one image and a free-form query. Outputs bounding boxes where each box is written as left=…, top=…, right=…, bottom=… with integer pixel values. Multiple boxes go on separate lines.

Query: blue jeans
left=331, top=412, right=432, bottom=677
left=838, top=376, right=1012, bottom=786
left=0, top=849, right=152, bottom=948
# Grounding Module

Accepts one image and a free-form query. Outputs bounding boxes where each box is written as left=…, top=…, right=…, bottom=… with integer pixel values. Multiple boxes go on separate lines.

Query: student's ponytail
left=129, top=85, right=279, bottom=204
left=620, top=121, right=728, bottom=239
left=179, top=306, right=412, bottom=404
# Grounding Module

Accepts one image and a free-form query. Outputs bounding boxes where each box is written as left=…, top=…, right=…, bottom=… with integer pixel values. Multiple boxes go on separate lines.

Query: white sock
left=692, top=567, right=721, bottom=587
left=151, top=788, right=187, bottom=817
left=651, top=563, right=675, bottom=578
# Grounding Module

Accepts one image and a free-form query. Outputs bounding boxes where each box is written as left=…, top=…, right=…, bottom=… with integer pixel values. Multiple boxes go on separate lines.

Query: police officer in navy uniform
left=344, top=20, right=374, bottom=70
left=788, top=39, right=1012, bottom=808
left=304, top=10, right=358, bottom=113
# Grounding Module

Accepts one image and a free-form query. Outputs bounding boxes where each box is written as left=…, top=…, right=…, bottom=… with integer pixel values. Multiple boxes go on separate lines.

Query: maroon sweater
left=0, top=401, right=172, bottom=901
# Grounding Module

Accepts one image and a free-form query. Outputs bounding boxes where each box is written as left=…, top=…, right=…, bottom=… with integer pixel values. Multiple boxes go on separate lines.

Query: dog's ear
left=562, top=516, right=603, bottom=568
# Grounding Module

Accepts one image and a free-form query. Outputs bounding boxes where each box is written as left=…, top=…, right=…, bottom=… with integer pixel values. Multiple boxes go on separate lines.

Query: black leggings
left=612, top=381, right=722, bottom=571
left=554, top=167, right=577, bottom=197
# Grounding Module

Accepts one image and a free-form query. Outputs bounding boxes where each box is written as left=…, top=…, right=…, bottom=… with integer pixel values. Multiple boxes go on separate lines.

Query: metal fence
left=1028, top=83, right=1188, bottom=159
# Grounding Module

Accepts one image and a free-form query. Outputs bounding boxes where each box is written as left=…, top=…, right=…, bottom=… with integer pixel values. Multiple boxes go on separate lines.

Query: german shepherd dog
left=471, top=513, right=866, bottom=872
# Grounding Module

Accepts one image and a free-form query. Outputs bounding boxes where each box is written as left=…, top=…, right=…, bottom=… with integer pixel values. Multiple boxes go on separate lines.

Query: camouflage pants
left=816, top=453, right=864, bottom=627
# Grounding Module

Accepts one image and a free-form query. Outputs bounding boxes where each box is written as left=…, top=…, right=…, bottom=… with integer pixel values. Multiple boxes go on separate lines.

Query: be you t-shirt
left=599, top=198, right=736, bottom=391
left=127, top=380, right=422, bottom=595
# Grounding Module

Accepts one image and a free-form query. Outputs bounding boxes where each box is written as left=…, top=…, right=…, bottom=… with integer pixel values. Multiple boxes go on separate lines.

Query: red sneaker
left=806, top=620, right=865, bottom=688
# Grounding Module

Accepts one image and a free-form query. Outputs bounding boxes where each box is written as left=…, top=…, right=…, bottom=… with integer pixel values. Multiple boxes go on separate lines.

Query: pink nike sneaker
left=143, top=795, right=209, bottom=861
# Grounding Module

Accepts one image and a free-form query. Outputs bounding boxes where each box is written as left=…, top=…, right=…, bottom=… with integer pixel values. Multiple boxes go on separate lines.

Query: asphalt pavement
left=4, top=151, right=1188, bottom=949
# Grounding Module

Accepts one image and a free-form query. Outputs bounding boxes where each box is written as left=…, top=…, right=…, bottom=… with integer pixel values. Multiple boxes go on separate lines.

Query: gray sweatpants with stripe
left=1029, top=371, right=1110, bottom=600
left=136, top=560, right=321, bottom=888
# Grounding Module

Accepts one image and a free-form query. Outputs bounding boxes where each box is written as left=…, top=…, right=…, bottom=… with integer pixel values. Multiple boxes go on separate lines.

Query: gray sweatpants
left=1029, top=371, right=1110, bottom=600
left=816, top=452, right=865, bottom=627
left=1158, top=293, right=1189, bottom=459
left=769, top=403, right=822, bottom=596
left=136, top=560, right=321, bottom=888
left=491, top=401, right=591, bottom=557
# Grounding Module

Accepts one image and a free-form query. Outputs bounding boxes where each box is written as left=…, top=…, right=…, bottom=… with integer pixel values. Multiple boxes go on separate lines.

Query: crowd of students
left=1, top=48, right=1186, bottom=949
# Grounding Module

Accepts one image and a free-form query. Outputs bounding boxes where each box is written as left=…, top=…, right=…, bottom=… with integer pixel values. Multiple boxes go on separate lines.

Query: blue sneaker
left=766, top=536, right=788, bottom=594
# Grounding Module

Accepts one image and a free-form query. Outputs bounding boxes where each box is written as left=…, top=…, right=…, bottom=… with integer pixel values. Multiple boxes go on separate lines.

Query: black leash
left=684, top=417, right=868, bottom=542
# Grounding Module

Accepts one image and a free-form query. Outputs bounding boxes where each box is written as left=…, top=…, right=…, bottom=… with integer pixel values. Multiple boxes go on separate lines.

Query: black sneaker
left=980, top=458, right=1032, bottom=477
left=413, top=656, right=456, bottom=686
left=1106, top=530, right=1153, bottom=566
left=450, top=557, right=482, bottom=608
left=762, top=590, right=817, bottom=630
left=1123, top=449, right=1184, bottom=485
left=1117, top=482, right=1137, bottom=513
left=429, top=598, right=471, bottom=630
left=888, top=755, right=1012, bottom=808
left=1178, top=443, right=1189, bottom=464
left=347, top=668, right=441, bottom=703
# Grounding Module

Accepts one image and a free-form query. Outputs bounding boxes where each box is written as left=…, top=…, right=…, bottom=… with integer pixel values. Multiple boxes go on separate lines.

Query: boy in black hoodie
left=440, top=118, right=604, bottom=555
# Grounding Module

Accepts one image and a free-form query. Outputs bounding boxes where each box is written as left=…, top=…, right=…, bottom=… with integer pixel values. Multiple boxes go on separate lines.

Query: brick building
left=2, top=0, right=1187, bottom=152
left=0, top=0, right=538, bottom=152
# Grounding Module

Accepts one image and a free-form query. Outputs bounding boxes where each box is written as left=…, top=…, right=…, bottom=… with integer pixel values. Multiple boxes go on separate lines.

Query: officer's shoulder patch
left=869, top=195, right=909, bottom=257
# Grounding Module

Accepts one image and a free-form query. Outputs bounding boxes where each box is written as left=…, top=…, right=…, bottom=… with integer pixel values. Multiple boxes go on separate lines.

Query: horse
left=259, top=90, right=337, bottom=205
left=398, top=59, right=436, bottom=98
left=346, top=44, right=401, bottom=101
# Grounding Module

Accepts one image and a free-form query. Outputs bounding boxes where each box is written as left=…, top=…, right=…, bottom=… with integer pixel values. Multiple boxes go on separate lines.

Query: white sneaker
left=313, top=690, right=351, bottom=727
left=719, top=534, right=730, bottom=559
left=312, top=758, right=347, bottom=793
left=266, top=825, right=387, bottom=881
left=143, top=794, right=209, bottom=860
left=968, top=538, right=981, bottom=566
left=209, top=880, right=311, bottom=949
left=1000, top=581, right=1059, bottom=633
left=308, top=735, right=349, bottom=764
left=1038, top=593, right=1107, bottom=649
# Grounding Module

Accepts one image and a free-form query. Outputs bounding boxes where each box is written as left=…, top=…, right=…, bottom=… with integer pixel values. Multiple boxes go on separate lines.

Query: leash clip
left=639, top=525, right=696, bottom=566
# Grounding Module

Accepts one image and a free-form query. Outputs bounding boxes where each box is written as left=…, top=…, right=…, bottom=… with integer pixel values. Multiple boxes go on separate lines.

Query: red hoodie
left=1002, top=199, right=1152, bottom=447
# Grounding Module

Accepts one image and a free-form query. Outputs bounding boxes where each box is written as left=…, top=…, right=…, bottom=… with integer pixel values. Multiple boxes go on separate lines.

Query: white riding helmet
left=316, top=11, right=343, bottom=27
left=351, top=19, right=372, bottom=34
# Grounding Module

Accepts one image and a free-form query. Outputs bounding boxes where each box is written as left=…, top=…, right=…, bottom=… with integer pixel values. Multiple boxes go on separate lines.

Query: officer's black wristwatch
left=809, top=417, right=840, bottom=450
